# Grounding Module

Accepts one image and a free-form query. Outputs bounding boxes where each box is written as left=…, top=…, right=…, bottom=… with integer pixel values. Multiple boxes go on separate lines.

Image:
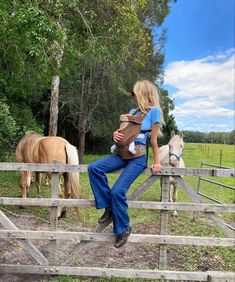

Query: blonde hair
left=133, top=80, right=165, bottom=136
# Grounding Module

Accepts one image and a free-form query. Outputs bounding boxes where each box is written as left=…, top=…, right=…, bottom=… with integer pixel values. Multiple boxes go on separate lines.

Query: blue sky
left=159, top=0, right=235, bottom=132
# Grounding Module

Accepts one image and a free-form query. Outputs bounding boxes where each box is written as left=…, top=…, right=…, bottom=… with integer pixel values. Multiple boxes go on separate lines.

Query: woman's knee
left=111, top=187, right=125, bottom=201
left=88, top=161, right=104, bottom=177
left=88, top=163, right=97, bottom=175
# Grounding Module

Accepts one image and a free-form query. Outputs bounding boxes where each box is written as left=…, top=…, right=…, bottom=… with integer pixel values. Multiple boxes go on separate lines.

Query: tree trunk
left=78, top=130, right=85, bottom=164
left=49, top=75, right=60, bottom=136
left=77, top=68, right=86, bottom=164
left=48, top=22, right=65, bottom=136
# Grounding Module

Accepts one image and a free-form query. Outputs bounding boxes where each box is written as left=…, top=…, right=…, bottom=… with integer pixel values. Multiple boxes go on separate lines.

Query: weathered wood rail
left=197, top=161, right=235, bottom=204
left=0, top=162, right=234, bottom=281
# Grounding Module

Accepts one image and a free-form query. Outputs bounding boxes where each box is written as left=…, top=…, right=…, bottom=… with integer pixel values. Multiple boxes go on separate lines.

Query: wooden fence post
left=159, top=176, right=170, bottom=270
left=49, top=160, right=59, bottom=265
left=219, top=149, right=223, bottom=166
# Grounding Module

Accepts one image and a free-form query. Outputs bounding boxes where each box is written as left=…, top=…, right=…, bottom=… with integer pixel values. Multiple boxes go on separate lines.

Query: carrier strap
left=117, top=144, right=146, bottom=160
left=145, top=132, right=150, bottom=168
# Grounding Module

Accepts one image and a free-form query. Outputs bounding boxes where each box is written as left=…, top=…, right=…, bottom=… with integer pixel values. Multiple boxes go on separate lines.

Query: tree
left=58, top=1, right=173, bottom=161
left=229, top=130, right=235, bottom=145
left=159, top=88, right=178, bottom=144
left=182, top=130, right=234, bottom=144
left=0, top=100, right=17, bottom=158
left=0, top=1, right=62, bottom=137
left=0, top=0, right=177, bottom=159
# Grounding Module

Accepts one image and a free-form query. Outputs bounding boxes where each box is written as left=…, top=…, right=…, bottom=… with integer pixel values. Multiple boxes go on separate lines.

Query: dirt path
left=0, top=212, right=161, bottom=282
left=1, top=210, right=232, bottom=282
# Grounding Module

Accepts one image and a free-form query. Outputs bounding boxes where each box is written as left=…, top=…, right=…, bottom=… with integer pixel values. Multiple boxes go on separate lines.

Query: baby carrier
left=115, top=109, right=148, bottom=160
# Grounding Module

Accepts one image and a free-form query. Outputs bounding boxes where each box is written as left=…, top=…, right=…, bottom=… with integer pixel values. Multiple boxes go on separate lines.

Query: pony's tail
left=65, top=144, right=81, bottom=200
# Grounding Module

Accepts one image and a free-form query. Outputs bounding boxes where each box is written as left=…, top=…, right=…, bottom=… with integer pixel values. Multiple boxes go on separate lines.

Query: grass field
left=0, top=143, right=234, bottom=282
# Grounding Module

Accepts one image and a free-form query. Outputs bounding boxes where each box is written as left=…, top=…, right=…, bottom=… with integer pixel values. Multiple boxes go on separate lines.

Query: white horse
left=159, top=131, right=185, bottom=216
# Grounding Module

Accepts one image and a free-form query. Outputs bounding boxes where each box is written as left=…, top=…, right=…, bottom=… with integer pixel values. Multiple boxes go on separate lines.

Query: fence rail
left=0, top=162, right=234, bottom=281
left=0, top=230, right=234, bottom=247
left=1, top=265, right=234, bottom=281
left=1, top=197, right=234, bottom=212
left=0, top=162, right=234, bottom=176
left=197, top=162, right=235, bottom=204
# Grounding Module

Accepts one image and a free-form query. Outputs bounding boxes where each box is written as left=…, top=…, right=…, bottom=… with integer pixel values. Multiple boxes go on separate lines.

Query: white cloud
left=164, top=49, right=235, bottom=132
left=201, top=48, right=235, bottom=63
left=165, top=51, right=234, bottom=105
left=173, top=99, right=234, bottom=118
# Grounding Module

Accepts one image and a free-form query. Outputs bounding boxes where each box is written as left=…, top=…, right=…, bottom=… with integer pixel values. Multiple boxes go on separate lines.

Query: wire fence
left=197, top=144, right=234, bottom=167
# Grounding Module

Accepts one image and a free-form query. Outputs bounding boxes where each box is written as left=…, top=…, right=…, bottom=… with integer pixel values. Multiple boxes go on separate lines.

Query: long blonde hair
left=133, top=80, right=165, bottom=135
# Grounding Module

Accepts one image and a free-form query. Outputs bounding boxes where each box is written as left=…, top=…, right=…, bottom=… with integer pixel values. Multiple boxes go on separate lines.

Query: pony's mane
left=25, top=131, right=38, bottom=135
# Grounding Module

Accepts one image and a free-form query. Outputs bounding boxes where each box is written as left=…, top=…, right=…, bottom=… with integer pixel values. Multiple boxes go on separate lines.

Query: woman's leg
left=111, top=155, right=146, bottom=235
left=88, top=155, right=126, bottom=209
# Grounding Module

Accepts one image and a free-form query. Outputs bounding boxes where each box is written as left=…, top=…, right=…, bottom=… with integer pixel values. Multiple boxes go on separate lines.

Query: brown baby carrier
left=115, top=109, right=148, bottom=159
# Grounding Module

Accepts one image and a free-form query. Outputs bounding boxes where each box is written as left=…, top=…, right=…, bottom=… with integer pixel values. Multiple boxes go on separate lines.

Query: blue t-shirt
left=129, top=106, right=161, bottom=144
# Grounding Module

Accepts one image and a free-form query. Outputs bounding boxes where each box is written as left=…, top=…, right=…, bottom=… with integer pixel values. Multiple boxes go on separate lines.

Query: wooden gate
left=0, top=162, right=234, bottom=281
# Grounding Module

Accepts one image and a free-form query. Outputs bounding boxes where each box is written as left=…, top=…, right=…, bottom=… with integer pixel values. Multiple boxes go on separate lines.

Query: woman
left=88, top=80, right=164, bottom=248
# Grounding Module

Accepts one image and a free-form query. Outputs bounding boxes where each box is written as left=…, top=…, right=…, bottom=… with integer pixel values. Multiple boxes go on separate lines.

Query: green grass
left=183, top=143, right=235, bottom=168
left=0, top=143, right=234, bottom=282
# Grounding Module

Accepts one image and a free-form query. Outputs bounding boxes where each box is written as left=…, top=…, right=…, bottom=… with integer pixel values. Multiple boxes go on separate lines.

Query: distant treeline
left=183, top=130, right=235, bottom=145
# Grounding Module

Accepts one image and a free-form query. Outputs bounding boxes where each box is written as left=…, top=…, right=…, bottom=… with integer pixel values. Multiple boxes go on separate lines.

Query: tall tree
left=59, top=1, right=173, bottom=161
left=159, top=88, right=178, bottom=144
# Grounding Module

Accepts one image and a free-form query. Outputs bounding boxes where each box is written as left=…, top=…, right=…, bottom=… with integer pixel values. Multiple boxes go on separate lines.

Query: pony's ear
left=179, top=131, right=184, bottom=138
left=171, top=130, right=175, bottom=137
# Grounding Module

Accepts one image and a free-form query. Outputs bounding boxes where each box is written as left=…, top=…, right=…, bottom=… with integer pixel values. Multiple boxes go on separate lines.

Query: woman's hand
left=151, top=163, right=161, bottom=175
left=113, top=129, right=124, bottom=142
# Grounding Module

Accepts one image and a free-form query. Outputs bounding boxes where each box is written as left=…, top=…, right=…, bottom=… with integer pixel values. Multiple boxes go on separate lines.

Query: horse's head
left=168, top=131, right=184, bottom=167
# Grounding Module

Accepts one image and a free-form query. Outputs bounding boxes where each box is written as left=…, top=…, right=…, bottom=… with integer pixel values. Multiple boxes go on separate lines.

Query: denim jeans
left=88, top=154, right=146, bottom=235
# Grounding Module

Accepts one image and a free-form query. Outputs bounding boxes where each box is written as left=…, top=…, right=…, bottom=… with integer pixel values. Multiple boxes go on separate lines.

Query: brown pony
left=15, top=131, right=81, bottom=218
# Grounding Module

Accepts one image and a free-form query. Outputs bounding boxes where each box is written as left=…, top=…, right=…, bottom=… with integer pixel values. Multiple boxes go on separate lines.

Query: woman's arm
left=150, top=123, right=161, bottom=175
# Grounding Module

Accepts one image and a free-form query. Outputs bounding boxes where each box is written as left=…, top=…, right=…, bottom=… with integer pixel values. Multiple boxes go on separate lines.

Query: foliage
left=0, top=2, right=61, bottom=94
left=183, top=130, right=235, bottom=145
left=0, top=1, right=63, bottom=141
left=0, top=0, right=177, bottom=159
left=10, top=102, right=44, bottom=135
left=0, top=99, right=43, bottom=159
left=0, top=100, right=18, bottom=157
left=58, top=1, right=174, bottom=159
left=159, top=88, right=178, bottom=145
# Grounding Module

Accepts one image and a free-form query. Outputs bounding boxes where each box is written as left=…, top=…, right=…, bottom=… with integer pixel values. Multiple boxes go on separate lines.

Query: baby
left=110, top=114, right=136, bottom=155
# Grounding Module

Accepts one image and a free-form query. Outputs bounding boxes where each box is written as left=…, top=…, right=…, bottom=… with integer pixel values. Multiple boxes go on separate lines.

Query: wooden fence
left=197, top=161, right=235, bottom=204
left=0, top=162, right=234, bottom=281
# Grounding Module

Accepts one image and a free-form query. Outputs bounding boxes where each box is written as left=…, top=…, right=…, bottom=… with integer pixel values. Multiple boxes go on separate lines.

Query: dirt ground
left=1, top=210, right=233, bottom=282
left=0, top=211, right=162, bottom=282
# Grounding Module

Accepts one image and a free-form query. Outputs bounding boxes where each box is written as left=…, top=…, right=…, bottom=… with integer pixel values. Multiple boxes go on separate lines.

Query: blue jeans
left=88, top=154, right=146, bottom=235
